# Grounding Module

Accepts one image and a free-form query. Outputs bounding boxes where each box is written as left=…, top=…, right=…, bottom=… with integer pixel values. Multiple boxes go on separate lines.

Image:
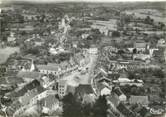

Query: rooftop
left=17, top=71, right=42, bottom=79
left=129, top=95, right=149, bottom=105
left=41, top=95, right=59, bottom=109
left=134, top=41, right=147, bottom=48
left=37, top=64, right=59, bottom=71
left=20, top=86, right=44, bottom=105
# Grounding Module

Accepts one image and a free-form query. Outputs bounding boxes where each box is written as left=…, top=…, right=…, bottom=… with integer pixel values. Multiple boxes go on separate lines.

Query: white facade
left=88, top=48, right=98, bottom=54
left=58, top=80, right=67, bottom=97
left=31, top=90, right=57, bottom=105
left=119, top=94, right=127, bottom=102
left=101, top=87, right=111, bottom=96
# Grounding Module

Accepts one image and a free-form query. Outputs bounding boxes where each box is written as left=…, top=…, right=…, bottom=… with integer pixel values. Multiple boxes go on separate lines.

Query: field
left=125, top=9, right=166, bottom=24
left=0, top=47, right=20, bottom=64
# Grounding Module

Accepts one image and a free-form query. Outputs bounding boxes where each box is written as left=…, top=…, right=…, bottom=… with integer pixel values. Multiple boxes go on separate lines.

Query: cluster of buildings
left=0, top=3, right=166, bottom=117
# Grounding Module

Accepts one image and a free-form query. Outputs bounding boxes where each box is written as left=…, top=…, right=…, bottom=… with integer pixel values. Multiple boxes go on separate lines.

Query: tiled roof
left=41, top=95, right=59, bottom=109
left=108, top=94, right=120, bottom=107
left=129, top=95, right=149, bottom=105
left=58, top=80, right=67, bottom=86
left=117, top=103, right=135, bottom=117
left=17, top=71, right=42, bottom=79
left=37, top=65, right=59, bottom=71
left=82, top=94, right=96, bottom=104
left=6, top=100, right=22, bottom=116
left=113, top=87, right=123, bottom=96
left=7, top=79, right=41, bottom=98
left=20, top=86, right=44, bottom=105
left=134, top=41, right=147, bottom=48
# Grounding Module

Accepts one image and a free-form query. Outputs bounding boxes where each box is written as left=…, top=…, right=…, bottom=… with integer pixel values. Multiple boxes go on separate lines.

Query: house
left=37, top=64, right=60, bottom=75
left=113, top=77, right=143, bottom=87
left=97, top=78, right=112, bottom=96
left=117, top=103, right=135, bottom=117
left=10, top=25, right=35, bottom=33
left=129, top=96, right=149, bottom=106
left=97, top=77, right=112, bottom=84
left=90, top=19, right=117, bottom=36
left=22, top=14, right=37, bottom=21
left=6, top=100, right=22, bottom=116
left=58, top=80, right=67, bottom=97
left=100, top=87, right=112, bottom=96
left=82, top=94, right=96, bottom=104
left=49, top=46, right=67, bottom=55
left=108, top=94, right=120, bottom=107
left=39, top=75, right=55, bottom=89
left=134, top=41, right=149, bottom=52
left=128, top=41, right=149, bottom=53
left=113, top=87, right=127, bottom=102
left=31, top=90, right=57, bottom=105
left=19, top=60, right=37, bottom=72
left=157, top=38, right=166, bottom=47
left=7, top=32, right=16, bottom=42
left=88, top=47, right=98, bottom=55
left=41, top=95, right=60, bottom=115
left=6, top=79, right=41, bottom=98
left=19, top=86, right=44, bottom=105
left=34, top=38, right=44, bottom=46
left=133, top=54, right=151, bottom=61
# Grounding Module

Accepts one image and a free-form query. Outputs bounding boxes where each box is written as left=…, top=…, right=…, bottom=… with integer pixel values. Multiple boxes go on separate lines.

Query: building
left=6, top=100, right=22, bottom=116
left=49, top=46, right=66, bottom=55
left=129, top=95, right=149, bottom=106
left=31, top=90, right=57, bottom=105
left=82, top=94, right=96, bottom=104
left=113, top=87, right=127, bottom=102
left=113, top=77, right=143, bottom=87
left=6, top=79, right=41, bottom=98
left=88, top=47, right=98, bottom=55
left=100, top=87, right=112, bottom=96
left=19, top=86, right=44, bottom=105
left=134, top=41, right=149, bottom=52
left=58, top=80, right=67, bottom=97
left=157, top=38, right=166, bottom=47
left=90, top=19, right=117, bottom=36
left=39, top=75, right=54, bottom=89
left=37, top=64, right=60, bottom=75
left=133, top=54, right=151, bottom=61
left=7, top=32, right=16, bottom=42
left=117, top=103, right=135, bottom=117
left=41, top=95, right=60, bottom=115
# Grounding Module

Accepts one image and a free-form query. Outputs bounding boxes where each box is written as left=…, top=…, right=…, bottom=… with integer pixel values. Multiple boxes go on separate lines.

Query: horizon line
left=1, top=0, right=166, bottom=4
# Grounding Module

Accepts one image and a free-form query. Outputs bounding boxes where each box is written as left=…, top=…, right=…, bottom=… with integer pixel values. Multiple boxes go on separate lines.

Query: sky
left=1, top=0, right=166, bottom=3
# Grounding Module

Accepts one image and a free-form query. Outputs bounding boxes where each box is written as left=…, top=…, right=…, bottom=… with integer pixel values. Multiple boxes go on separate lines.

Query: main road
left=61, top=50, right=98, bottom=86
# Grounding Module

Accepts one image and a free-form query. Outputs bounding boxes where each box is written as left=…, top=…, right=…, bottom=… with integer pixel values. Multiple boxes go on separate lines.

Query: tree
left=139, top=107, right=148, bottom=117
left=130, top=86, right=139, bottom=95
left=112, top=31, right=120, bottom=37
left=62, top=93, right=82, bottom=117
left=118, top=49, right=125, bottom=55
left=93, top=96, right=108, bottom=117
left=82, top=104, right=93, bottom=117
left=144, top=16, right=153, bottom=25
left=153, top=69, right=164, bottom=78
left=133, top=48, right=137, bottom=54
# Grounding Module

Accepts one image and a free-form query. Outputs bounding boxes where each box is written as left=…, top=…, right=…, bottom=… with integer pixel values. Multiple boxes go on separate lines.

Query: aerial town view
left=0, top=0, right=166, bottom=117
